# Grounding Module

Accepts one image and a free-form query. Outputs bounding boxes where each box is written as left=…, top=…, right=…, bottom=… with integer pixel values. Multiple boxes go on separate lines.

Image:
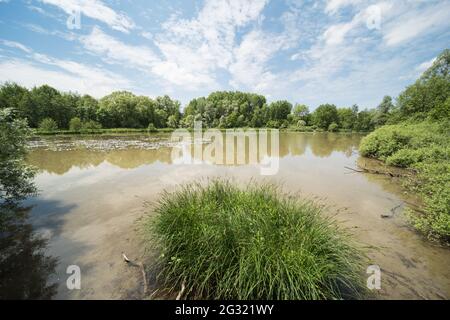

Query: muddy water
left=15, top=132, right=450, bottom=299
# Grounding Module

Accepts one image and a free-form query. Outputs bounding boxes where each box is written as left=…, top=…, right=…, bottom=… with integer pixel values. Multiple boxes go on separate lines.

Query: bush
left=359, top=122, right=450, bottom=242
left=38, top=118, right=58, bottom=132
left=296, top=120, right=306, bottom=128
left=69, top=117, right=82, bottom=131
left=81, top=120, right=102, bottom=130
left=328, top=122, right=339, bottom=132
left=146, top=180, right=366, bottom=300
left=147, top=123, right=157, bottom=133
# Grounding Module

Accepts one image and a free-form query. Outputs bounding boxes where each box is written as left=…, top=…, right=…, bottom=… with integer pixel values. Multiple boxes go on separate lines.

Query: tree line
left=0, top=84, right=387, bottom=132
left=1, top=49, right=448, bottom=132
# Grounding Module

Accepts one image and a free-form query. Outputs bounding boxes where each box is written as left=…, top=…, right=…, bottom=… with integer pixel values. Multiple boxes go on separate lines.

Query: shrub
left=38, top=118, right=58, bottom=132
left=328, top=122, right=339, bottom=132
left=147, top=123, right=157, bottom=132
left=82, top=120, right=102, bottom=130
left=146, top=180, right=366, bottom=300
left=296, top=120, right=306, bottom=128
left=69, top=117, right=82, bottom=131
left=359, top=122, right=450, bottom=242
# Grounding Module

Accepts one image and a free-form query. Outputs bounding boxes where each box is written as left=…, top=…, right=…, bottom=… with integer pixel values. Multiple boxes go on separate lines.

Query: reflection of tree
left=0, top=204, right=58, bottom=299
left=106, top=148, right=173, bottom=169
left=308, top=133, right=361, bottom=158
left=27, top=149, right=104, bottom=175
left=26, top=133, right=364, bottom=174
left=27, top=148, right=174, bottom=174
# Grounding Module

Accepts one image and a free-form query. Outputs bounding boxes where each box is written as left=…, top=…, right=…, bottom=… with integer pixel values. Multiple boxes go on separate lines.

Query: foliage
left=0, top=108, right=36, bottom=203
left=38, top=118, right=58, bottom=132
left=147, top=123, right=157, bottom=133
left=360, top=122, right=450, bottom=242
left=312, top=104, right=339, bottom=129
left=69, top=117, right=82, bottom=131
left=328, top=122, right=339, bottom=132
left=146, top=179, right=366, bottom=300
left=81, top=120, right=102, bottom=130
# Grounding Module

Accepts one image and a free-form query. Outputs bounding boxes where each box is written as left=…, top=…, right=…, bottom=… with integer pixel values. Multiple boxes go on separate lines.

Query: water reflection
left=0, top=204, right=58, bottom=299
left=27, top=132, right=362, bottom=175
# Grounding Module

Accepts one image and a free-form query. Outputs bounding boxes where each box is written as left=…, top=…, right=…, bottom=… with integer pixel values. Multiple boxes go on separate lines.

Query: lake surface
left=9, top=132, right=450, bottom=299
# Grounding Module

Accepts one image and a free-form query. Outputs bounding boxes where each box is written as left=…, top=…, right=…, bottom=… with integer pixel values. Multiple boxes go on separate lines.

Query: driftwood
left=122, top=252, right=149, bottom=297
left=139, top=262, right=148, bottom=296
left=381, top=204, right=402, bottom=218
left=344, top=165, right=405, bottom=177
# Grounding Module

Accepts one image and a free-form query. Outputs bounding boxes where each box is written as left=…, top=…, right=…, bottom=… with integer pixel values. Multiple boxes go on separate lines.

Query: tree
left=69, top=117, right=82, bottom=131
left=396, top=49, right=450, bottom=121
left=167, top=115, right=179, bottom=128
left=312, top=104, right=339, bottom=129
left=372, top=96, right=394, bottom=127
left=0, top=108, right=36, bottom=203
left=337, top=107, right=357, bottom=130
left=292, top=104, right=309, bottom=123
left=328, top=122, right=339, bottom=132
left=269, top=100, right=292, bottom=122
left=38, top=118, right=58, bottom=131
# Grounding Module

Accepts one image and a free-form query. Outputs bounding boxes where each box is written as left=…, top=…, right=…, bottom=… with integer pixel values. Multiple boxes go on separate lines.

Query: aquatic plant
left=145, top=179, right=366, bottom=300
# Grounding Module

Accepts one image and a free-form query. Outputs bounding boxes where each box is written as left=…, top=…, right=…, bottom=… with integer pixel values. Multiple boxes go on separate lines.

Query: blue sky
left=0, top=0, right=449, bottom=109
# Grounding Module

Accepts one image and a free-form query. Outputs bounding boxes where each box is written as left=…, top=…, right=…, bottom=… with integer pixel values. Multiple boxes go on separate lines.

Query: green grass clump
left=359, top=121, right=450, bottom=242
left=146, top=180, right=366, bottom=300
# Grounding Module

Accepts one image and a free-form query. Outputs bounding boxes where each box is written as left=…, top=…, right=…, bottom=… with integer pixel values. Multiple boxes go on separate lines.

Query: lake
left=10, top=132, right=450, bottom=299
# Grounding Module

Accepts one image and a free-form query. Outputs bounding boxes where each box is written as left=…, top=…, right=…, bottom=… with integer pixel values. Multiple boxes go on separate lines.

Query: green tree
left=69, top=117, right=82, bottom=131
left=269, top=100, right=292, bottom=122
left=312, top=104, right=339, bottom=130
left=0, top=108, right=36, bottom=203
left=38, top=118, right=58, bottom=131
left=337, top=107, right=357, bottom=130
left=373, top=96, right=394, bottom=127
left=292, top=104, right=310, bottom=123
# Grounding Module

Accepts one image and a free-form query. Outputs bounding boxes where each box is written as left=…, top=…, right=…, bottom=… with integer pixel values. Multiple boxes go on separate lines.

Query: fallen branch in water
left=344, top=165, right=406, bottom=178
left=121, top=252, right=149, bottom=297
left=381, top=203, right=402, bottom=218
left=139, top=262, right=148, bottom=296
left=344, top=166, right=364, bottom=173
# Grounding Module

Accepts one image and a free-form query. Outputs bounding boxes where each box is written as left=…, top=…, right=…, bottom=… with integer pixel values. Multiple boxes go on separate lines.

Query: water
left=7, top=132, right=449, bottom=299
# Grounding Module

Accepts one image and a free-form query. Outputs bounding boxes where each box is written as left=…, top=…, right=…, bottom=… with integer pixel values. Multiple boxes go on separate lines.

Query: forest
left=0, top=81, right=395, bottom=133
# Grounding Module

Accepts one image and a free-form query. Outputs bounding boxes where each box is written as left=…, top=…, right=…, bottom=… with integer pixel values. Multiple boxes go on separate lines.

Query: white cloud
left=416, top=57, right=436, bottom=74
left=153, top=0, right=269, bottom=88
left=81, top=26, right=158, bottom=69
left=0, top=39, right=130, bottom=97
left=382, top=1, right=450, bottom=46
left=39, top=0, right=135, bottom=33
left=228, top=30, right=282, bottom=91
left=0, top=39, right=32, bottom=53
left=0, top=59, right=129, bottom=97
left=325, top=0, right=361, bottom=15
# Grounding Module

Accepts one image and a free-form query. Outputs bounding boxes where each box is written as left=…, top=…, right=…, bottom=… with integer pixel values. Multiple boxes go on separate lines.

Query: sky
left=0, top=0, right=449, bottom=110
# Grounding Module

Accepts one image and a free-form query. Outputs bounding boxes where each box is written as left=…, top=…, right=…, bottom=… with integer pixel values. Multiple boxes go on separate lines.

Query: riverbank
left=359, top=121, right=450, bottom=243
left=32, top=126, right=370, bottom=136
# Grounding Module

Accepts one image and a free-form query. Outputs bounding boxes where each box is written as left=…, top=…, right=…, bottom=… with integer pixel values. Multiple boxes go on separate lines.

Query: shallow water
left=8, top=132, right=450, bottom=299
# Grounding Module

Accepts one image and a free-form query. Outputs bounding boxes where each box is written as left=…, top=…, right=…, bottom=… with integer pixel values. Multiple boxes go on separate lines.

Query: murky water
left=7, top=132, right=449, bottom=299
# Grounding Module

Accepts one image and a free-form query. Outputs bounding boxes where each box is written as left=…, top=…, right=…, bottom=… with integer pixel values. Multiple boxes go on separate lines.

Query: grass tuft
left=145, top=179, right=366, bottom=300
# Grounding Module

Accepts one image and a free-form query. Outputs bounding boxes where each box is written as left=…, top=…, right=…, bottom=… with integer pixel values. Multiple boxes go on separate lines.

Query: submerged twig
left=139, top=262, right=148, bottom=296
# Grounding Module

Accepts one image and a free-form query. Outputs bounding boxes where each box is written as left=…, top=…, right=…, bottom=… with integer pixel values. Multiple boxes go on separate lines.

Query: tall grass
left=145, top=180, right=366, bottom=300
